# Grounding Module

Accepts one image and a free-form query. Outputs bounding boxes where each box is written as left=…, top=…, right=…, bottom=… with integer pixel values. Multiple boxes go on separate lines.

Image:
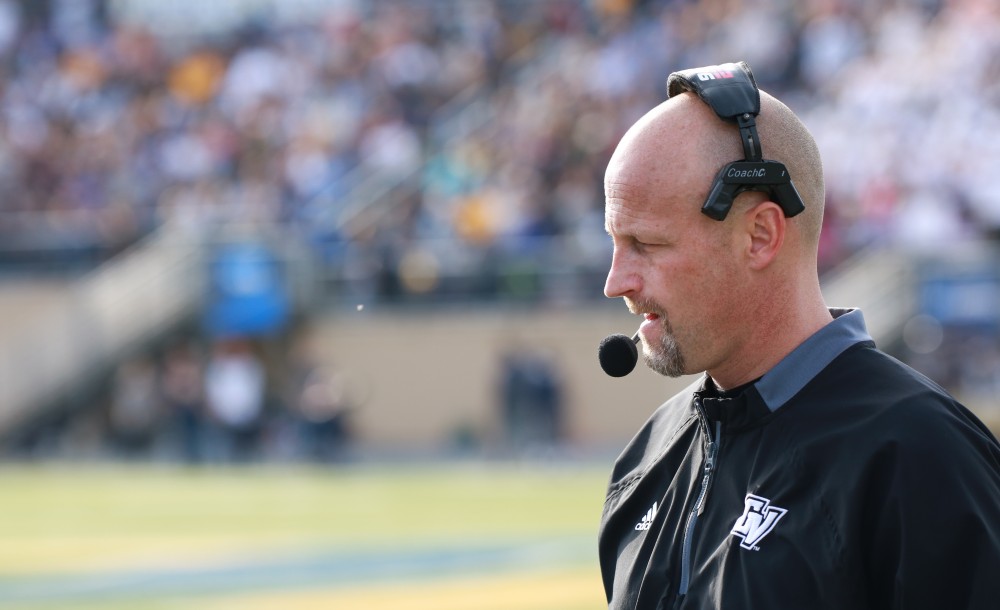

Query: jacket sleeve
left=861, top=400, right=1000, bottom=609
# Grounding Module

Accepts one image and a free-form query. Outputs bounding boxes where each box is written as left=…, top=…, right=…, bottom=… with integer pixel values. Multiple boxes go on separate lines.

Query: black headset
left=666, top=61, right=805, bottom=221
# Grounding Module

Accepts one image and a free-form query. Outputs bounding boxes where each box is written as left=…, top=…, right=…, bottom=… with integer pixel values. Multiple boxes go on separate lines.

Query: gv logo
left=730, top=494, right=787, bottom=550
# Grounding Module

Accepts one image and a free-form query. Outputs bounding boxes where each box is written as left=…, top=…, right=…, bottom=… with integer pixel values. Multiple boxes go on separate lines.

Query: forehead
left=603, top=129, right=714, bottom=234
left=604, top=178, right=656, bottom=230
left=603, top=162, right=704, bottom=238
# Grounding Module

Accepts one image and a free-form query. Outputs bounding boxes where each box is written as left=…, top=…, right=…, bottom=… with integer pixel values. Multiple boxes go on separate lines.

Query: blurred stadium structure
left=0, top=0, right=999, bottom=458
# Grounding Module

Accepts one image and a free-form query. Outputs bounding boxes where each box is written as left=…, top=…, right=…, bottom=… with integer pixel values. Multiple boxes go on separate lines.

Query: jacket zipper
left=675, top=400, right=721, bottom=605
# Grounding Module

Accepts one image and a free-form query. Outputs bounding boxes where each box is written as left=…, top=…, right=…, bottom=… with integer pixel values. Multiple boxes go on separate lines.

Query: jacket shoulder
left=793, top=342, right=1000, bottom=460
left=820, top=344, right=986, bottom=412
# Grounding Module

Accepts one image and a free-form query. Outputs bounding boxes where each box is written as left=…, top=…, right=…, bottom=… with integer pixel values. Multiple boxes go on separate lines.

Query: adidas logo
left=635, top=501, right=658, bottom=531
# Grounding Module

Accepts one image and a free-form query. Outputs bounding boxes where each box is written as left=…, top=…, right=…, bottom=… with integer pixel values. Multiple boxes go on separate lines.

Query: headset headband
left=666, top=61, right=805, bottom=221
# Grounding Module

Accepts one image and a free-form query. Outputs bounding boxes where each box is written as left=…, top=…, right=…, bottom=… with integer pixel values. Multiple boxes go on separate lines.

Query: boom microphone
left=599, top=332, right=640, bottom=377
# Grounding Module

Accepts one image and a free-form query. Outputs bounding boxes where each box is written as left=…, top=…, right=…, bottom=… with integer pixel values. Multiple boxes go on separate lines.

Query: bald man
left=598, top=68, right=1000, bottom=609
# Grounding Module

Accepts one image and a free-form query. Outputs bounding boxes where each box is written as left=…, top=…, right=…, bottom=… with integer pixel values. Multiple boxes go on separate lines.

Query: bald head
left=607, top=90, right=826, bottom=250
left=604, top=81, right=834, bottom=387
left=755, top=92, right=825, bottom=245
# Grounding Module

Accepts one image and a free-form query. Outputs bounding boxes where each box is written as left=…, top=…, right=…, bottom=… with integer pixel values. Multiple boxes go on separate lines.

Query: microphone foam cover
left=599, top=333, right=639, bottom=377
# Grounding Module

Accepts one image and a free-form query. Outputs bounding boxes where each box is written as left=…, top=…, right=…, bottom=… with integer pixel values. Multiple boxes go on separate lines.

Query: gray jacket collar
left=753, top=308, right=873, bottom=412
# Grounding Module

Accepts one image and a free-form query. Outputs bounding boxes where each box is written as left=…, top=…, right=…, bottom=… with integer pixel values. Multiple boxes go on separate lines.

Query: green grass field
left=0, top=462, right=609, bottom=609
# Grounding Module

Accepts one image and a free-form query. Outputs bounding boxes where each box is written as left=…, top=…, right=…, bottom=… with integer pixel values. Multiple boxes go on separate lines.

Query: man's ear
left=743, top=201, right=785, bottom=270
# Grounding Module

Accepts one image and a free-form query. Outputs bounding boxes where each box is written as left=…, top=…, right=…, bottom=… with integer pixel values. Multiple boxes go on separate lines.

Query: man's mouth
left=625, top=298, right=663, bottom=321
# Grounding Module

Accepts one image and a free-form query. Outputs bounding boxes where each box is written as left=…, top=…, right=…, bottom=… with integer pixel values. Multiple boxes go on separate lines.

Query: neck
left=707, top=276, right=832, bottom=391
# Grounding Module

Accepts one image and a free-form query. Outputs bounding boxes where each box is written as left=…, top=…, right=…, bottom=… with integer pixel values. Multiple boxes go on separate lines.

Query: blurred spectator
left=497, top=344, right=564, bottom=453
left=291, top=364, right=354, bottom=463
left=283, top=332, right=354, bottom=462
left=106, top=354, right=161, bottom=458
left=160, top=340, right=205, bottom=463
left=203, top=338, right=267, bottom=462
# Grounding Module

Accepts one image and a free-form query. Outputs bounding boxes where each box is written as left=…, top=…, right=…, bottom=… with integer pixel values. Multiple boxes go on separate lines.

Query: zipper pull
left=706, top=420, right=721, bottom=473
left=704, top=440, right=718, bottom=473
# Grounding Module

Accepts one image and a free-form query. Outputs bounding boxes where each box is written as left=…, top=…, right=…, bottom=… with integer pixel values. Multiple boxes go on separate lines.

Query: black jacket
left=599, top=309, right=1000, bottom=609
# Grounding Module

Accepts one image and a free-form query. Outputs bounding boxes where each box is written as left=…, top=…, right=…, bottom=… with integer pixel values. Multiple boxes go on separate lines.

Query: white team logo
left=635, top=501, right=658, bottom=531
left=730, top=494, right=787, bottom=550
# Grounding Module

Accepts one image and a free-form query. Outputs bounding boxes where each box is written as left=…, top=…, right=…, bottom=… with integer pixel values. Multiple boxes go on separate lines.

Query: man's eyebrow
left=604, top=221, right=625, bottom=238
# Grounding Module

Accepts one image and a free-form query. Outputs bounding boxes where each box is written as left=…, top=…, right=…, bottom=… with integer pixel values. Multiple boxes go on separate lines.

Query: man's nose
left=604, top=249, right=640, bottom=299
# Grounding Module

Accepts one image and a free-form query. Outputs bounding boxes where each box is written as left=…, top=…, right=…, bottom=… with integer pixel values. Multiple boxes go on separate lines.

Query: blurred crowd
left=52, top=332, right=568, bottom=463
left=0, top=0, right=998, bottom=294
left=101, top=334, right=354, bottom=463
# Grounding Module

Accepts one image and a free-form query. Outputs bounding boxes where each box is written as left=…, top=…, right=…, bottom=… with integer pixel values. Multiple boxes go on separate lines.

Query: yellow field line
left=198, top=565, right=605, bottom=610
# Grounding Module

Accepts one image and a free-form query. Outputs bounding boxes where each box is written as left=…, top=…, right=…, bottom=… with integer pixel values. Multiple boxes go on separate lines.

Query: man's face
left=603, top=166, right=741, bottom=378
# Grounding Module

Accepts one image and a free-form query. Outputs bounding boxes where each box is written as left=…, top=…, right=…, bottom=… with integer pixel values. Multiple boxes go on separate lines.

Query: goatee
left=626, top=297, right=687, bottom=377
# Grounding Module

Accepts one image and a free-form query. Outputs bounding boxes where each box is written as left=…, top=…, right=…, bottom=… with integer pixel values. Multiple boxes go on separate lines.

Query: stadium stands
left=0, top=0, right=998, bottom=455
left=1, top=0, right=996, bottom=289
